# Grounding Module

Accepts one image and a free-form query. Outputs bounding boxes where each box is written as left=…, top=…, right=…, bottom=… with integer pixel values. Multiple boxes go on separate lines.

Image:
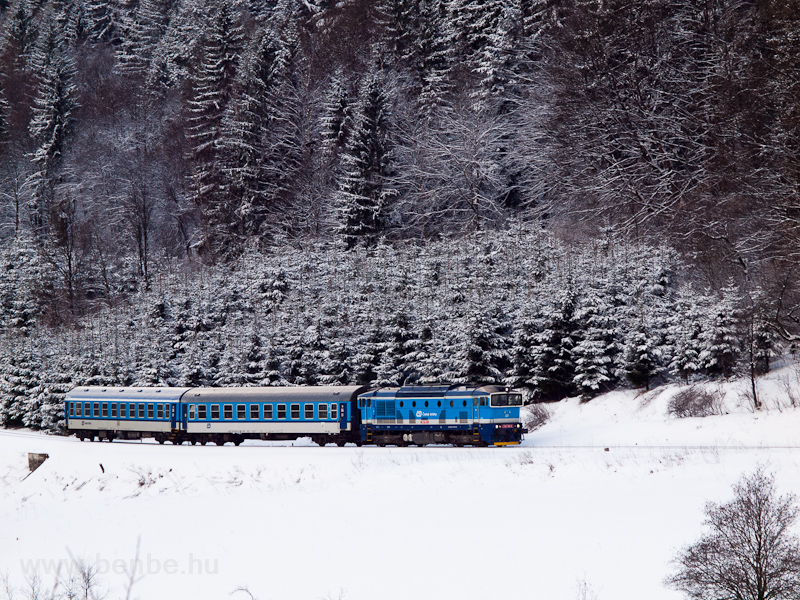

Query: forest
left=0, top=0, right=799, bottom=430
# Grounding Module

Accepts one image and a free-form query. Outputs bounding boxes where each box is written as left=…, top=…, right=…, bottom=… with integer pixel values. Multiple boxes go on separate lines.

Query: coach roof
left=181, top=386, right=369, bottom=404
left=65, top=386, right=192, bottom=401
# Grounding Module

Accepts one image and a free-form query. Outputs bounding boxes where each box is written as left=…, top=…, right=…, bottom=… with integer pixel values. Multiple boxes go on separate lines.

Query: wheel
left=336, top=441, right=345, bottom=447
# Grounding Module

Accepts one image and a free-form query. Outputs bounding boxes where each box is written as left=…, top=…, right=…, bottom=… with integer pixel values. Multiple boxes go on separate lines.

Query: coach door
left=339, top=403, right=347, bottom=430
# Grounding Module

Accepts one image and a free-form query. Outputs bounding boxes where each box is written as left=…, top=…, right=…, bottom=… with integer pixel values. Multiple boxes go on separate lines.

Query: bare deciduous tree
left=666, top=467, right=800, bottom=600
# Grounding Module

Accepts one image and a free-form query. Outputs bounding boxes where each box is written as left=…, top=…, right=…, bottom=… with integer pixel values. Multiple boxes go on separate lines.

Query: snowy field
left=5, top=369, right=800, bottom=600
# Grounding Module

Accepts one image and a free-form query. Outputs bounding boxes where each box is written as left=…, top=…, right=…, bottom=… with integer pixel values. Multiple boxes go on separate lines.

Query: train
left=64, top=384, right=527, bottom=447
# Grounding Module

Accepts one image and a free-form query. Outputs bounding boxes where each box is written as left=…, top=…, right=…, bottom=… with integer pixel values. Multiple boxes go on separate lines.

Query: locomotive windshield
left=490, top=393, right=523, bottom=407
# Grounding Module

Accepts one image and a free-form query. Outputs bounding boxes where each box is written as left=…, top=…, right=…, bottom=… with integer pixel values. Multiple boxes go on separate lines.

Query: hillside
left=3, top=368, right=800, bottom=600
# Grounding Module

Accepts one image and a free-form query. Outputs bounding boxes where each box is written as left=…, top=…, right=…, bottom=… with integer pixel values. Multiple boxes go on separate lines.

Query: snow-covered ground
left=5, top=367, right=800, bottom=600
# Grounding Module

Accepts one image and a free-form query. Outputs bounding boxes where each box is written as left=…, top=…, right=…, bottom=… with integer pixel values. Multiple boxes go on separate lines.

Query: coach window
left=331, top=403, right=338, bottom=420
left=305, top=404, right=314, bottom=419
left=75, top=403, right=81, bottom=417
left=474, top=398, right=479, bottom=406
left=138, top=403, right=145, bottom=418
left=211, top=405, right=220, bottom=420
left=111, top=403, right=117, bottom=418
left=290, top=404, right=300, bottom=419
left=198, top=404, right=207, bottom=419
left=157, top=404, right=164, bottom=419
left=319, top=404, right=328, bottom=419
left=147, top=404, right=154, bottom=418
left=250, top=404, right=258, bottom=420
left=69, top=403, right=74, bottom=417
left=264, top=404, right=273, bottom=419
left=277, top=404, right=286, bottom=419
left=93, top=403, right=100, bottom=417
left=188, top=405, right=195, bottom=420
left=480, top=398, right=487, bottom=407
left=120, top=403, right=126, bottom=418
left=224, top=405, right=233, bottom=420
left=237, top=404, right=245, bottom=420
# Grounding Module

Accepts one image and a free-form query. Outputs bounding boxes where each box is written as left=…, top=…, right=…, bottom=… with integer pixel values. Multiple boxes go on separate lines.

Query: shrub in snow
left=523, top=403, right=550, bottom=431
left=667, top=386, right=721, bottom=418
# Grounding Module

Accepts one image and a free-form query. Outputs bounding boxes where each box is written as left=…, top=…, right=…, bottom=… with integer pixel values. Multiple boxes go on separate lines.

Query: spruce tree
left=699, top=281, right=742, bottom=378
left=532, top=289, right=579, bottom=400
left=26, top=15, right=77, bottom=238
left=185, top=0, right=244, bottom=254
left=336, top=65, right=395, bottom=250
left=573, top=291, right=617, bottom=399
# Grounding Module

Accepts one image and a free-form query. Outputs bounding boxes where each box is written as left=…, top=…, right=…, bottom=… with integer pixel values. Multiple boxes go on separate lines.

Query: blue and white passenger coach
left=65, top=384, right=526, bottom=446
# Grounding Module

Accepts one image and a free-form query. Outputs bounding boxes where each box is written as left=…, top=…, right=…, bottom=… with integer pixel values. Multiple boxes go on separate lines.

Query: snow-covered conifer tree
left=698, top=281, right=742, bottom=377
left=336, top=64, right=396, bottom=249
left=573, top=290, right=618, bottom=399
left=26, top=15, right=77, bottom=237
left=185, top=0, right=244, bottom=254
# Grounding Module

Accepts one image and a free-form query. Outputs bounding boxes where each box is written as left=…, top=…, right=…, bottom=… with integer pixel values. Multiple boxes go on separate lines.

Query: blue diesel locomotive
left=64, top=384, right=526, bottom=446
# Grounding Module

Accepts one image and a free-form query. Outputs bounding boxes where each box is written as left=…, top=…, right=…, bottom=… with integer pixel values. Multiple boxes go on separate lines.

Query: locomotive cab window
left=237, top=404, right=245, bottom=420
left=211, top=405, right=220, bottom=420
left=264, top=404, right=274, bottom=419
left=224, top=405, right=233, bottom=420
left=305, top=404, right=314, bottom=419
left=319, top=404, right=328, bottom=419
left=198, top=404, right=207, bottom=419
left=491, top=394, right=523, bottom=407
left=277, top=404, right=286, bottom=419
left=290, top=404, right=300, bottom=419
